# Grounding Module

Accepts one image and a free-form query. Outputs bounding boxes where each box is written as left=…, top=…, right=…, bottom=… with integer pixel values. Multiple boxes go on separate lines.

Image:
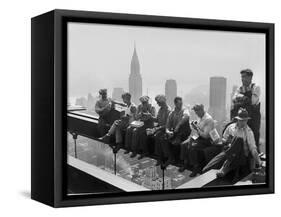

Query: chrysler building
left=129, top=44, right=143, bottom=104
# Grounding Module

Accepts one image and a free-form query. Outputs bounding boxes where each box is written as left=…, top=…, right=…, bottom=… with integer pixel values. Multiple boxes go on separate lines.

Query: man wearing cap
left=231, top=69, right=261, bottom=151
left=95, top=89, right=114, bottom=136
left=202, top=108, right=262, bottom=178
left=99, top=92, right=137, bottom=151
left=124, top=96, right=156, bottom=159
left=188, top=104, right=215, bottom=177
left=163, top=97, right=191, bottom=167
left=145, top=95, right=171, bottom=165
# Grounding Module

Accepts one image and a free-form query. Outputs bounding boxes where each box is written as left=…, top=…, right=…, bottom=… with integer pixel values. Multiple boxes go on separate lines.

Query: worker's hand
left=115, top=120, right=121, bottom=125
left=144, top=112, right=152, bottom=119
left=225, top=135, right=233, bottom=144
left=235, top=94, right=244, bottom=101
left=166, top=131, right=174, bottom=139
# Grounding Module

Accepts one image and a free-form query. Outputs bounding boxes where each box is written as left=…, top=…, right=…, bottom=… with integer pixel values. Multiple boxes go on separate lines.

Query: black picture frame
left=31, top=9, right=274, bottom=207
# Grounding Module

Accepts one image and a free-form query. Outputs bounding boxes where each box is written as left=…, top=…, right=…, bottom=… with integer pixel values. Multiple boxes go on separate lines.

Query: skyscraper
left=208, top=76, right=227, bottom=123
left=129, top=44, right=142, bottom=104
left=165, top=79, right=177, bottom=108
left=112, top=87, right=124, bottom=102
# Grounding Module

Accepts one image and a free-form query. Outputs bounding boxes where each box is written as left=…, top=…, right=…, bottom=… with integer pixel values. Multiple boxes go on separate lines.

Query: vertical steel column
left=113, top=147, right=118, bottom=175
left=161, top=164, right=165, bottom=190
left=71, top=132, right=78, bottom=158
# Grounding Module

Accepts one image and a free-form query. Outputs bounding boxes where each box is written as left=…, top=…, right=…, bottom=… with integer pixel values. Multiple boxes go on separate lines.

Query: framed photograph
left=31, top=9, right=274, bottom=207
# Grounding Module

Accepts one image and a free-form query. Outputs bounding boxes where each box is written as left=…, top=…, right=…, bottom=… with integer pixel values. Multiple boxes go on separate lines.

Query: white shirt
left=223, top=123, right=257, bottom=155
left=191, top=112, right=215, bottom=139
left=124, top=103, right=136, bottom=123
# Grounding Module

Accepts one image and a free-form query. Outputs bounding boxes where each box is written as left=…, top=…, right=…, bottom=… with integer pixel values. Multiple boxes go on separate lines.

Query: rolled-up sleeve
left=223, top=125, right=231, bottom=140
left=252, top=85, right=261, bottom=105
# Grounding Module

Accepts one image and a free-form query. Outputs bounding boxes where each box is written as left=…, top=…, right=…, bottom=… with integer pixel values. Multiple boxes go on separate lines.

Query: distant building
left=143, top=166, right=158, bottom=189
left=165, top=79, right=177, bottom=108
left=208, top=76, right=227, bottom=123
left=112, top=87, right=124, bottom=102
left=87, top=93, right=96, bottom=111
left=151, top=177, right=172, bottom=190
left=75, top=96, right=87, bottom=108
left=129, top=44, right=142, bottom=104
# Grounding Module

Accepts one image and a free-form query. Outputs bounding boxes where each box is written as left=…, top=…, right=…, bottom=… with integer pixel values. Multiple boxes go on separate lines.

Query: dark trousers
left=180, top=140, right=189, bottom=163
left=203, top=138, right=251, bottom=174
left=125, top=126, right=135, bottom=151
left=98, top=117, right=109, bottom=136
left=154, top=130, right=166, bottom=161
left=162, top=133, right=189, bottom=161
left=125, top=124, right=151, bottom=153
left=108, top=119, right=129, bottom=144
left=188, top=137, right=211, bottom=168
left=247, top=113, right=261, bottom=150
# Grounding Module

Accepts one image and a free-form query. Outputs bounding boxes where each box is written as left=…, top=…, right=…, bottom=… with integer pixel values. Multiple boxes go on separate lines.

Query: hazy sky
left=67, top=22, right=265, bottom=108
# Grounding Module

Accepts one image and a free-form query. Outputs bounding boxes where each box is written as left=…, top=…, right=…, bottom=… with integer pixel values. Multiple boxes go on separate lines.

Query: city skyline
left=67, top=22, right=266, bottom=114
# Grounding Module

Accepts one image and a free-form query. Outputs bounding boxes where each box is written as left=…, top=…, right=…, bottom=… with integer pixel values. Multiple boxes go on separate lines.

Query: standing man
left=95, top=89, right=113, bottom=136
left=231, top=69, right=261, bottom=151
left=203, top=108, right=261, bottom=178
left=163, top=97, right=191, bottom=167
left=188, top=104, right=215, bottom=177
left=99, top=92, right=137, bottom=151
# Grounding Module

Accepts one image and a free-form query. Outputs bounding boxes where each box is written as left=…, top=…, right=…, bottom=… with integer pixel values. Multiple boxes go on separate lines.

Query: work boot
left=99, top=134, right=111, bottom=143
left=189, top=165, right=201, bottom=177
left=130, top=152, right=137, bottom=158
left=178, top=164, right=188, bottom=173
left=216, top=159, right=231, bottom=178
left=113, top=143, right=121, bottom=153
left=155, top=161, right=162, bottom=166
left=164, top=158, right=175, bottom=168
left=124, top=150, right=130, bottom=154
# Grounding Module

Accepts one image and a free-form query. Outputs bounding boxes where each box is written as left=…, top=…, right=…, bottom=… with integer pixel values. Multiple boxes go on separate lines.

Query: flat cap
left=139, top=95, right=150, bottom=103
left=155, top=94, right=166, bottom=103
left=99, top=89, right=107, bottom=94
left=240, top=69, right=253, bottom=76
left=192, top=103, right=204, bottom=111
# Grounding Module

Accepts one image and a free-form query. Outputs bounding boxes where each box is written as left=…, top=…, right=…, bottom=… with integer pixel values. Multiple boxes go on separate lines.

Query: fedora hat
left=235, top=108, right=251, bottom=120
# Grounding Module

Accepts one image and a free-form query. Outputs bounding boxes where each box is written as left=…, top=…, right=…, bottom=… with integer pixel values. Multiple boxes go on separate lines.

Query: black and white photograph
left=67, top=21, right=267, bottom=195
